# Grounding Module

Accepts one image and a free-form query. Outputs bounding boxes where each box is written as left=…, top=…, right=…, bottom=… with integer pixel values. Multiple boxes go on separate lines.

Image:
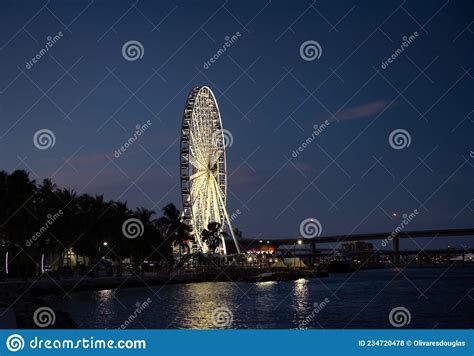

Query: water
left=47, top=267, right=474, bottom=329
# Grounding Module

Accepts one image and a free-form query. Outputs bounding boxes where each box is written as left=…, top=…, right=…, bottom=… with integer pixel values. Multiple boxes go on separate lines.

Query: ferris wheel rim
left=180, top=86, right=229, bottom=253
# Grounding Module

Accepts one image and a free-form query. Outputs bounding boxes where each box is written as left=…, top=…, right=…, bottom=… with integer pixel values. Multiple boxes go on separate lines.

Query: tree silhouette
left=0, top=169, right=218, bottom=278
left=201, top=222, right=222, bottom=254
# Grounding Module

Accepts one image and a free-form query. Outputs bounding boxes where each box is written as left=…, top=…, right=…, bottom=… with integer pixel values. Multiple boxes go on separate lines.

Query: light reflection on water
left=47, top=268, right=474, bottom=329
left=171, top=282, right=241, bottom=329
left=94, top=289, right=116, bottom=326
left=292, top=279, right=310, bottom=321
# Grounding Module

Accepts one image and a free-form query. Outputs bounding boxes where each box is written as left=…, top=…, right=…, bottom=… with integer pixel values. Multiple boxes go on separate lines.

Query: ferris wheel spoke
left=184, top=152, right=205, bottom=171
left=210, top=149, right=223, bottom=167
left=190, top=174, right=206, bottom=200
left=189, top=131, right=206, bottom=165
left=190, top=170, right=207, bottom=181
left=191, top=178, right=207, bottom=240
left=190, top=180, right=206, bottom=216
left=198, top=101, right=213, bottom=162
left=209, top=178, right=222, bottom=225
left=211, top=177, right=241, bottom=254
left=203, top=176, right=213, bottom=232
left=211, top=175, right=226, bottom=202
left=194, top=103, right=208, bottom=152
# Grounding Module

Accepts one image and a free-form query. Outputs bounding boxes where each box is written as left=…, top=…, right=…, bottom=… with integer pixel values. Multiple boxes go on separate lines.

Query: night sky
left=0, top=0, right=473, bottom=249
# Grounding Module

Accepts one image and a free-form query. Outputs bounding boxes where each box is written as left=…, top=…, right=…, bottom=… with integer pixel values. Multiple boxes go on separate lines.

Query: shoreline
left=0, top=269, right=327, bottom=297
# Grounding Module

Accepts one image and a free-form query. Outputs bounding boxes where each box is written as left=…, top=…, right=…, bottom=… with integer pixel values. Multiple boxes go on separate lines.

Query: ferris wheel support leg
left=220, top=236, right=227, bottom=255
left=212, top=178, right=241, bottom=254
left=225, top=215, right=240, bottom=254
left=220, top=199, right=241, bottom=254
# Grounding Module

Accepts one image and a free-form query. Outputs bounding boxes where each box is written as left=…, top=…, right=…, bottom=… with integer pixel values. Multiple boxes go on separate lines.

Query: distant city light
left=247, top=257, right=253, bottom=262
left=259, top=240, right=263, bottom=243
left=297, top=240, right=303, bottom=245
left=266, top=241, right=270, bottom=244
left=392, top=213, right=397, bottom=217
left=103, top=242, right=108, bottom=246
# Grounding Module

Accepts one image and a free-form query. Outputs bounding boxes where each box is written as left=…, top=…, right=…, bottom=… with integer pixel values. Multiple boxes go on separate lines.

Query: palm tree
left=75, top=194, right=112, bottom=277
left=54, top=188, right=78, bottom=269
left=0, top=171, right=8, bottom=250
left=201, top=222, right=222, bottom=254
left=157, top=203, right=192, bottom=263
left=0, top=168, right=223, bottom=278
left=4, top=170, right=37, bottom=278
left=4, top=170, right=37, bottom=244
left=110, top=201, right=131, bottom=276
left=132, top=207, right=155, bottom=275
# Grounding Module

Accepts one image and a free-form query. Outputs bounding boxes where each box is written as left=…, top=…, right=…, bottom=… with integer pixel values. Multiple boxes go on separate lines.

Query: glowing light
left=103, top=242, right=108, bottom=246
left=5, top=252, right=8, bottom=275
left=392, top=213, right=397, bottom=217
left=297, top=240, right=303, bottom=245
left=247, top=257, right=253, bottom=262
left=259, top=240, right=263, bottom=243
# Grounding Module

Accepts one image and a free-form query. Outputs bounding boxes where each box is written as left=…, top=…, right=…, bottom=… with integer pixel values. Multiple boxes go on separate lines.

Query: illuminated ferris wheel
left=180, top=86, right=240, bottom=254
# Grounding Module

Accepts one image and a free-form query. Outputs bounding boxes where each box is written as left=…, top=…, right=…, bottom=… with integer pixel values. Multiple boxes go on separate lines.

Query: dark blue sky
left=0, top=0, right=473, bottom=249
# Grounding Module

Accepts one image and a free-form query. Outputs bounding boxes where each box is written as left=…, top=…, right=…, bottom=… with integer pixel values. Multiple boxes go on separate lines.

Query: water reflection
left=255, top=281, right=277, bottom=291
left=173, top=282, right=239, bottom=329
left=46, top=268, right=474, bottom=329
left=292, top=278, right=310, bottom=325
left=94, top=289, right=116, bottom=326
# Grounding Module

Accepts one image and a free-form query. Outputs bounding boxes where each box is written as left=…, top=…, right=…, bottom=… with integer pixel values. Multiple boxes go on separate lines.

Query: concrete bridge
left=235, top=228, right=474, bottom=266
